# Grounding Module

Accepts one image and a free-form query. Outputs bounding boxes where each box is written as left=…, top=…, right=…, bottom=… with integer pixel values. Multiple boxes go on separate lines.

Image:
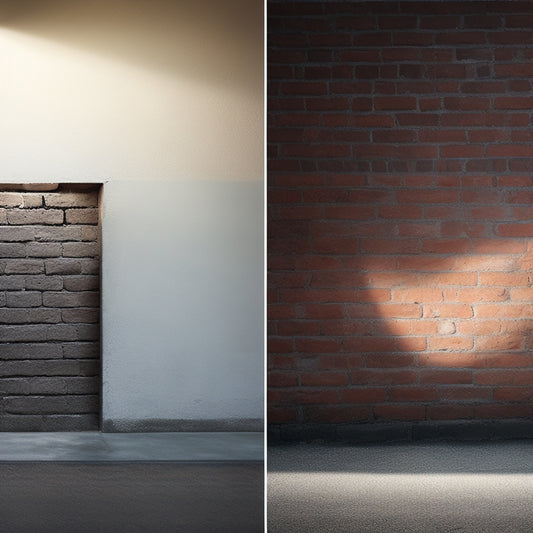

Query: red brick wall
left=268, top=1, right=533, bottom=439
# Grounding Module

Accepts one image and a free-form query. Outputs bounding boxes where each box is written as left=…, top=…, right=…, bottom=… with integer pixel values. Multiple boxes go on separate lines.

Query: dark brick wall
left=268, top=1, right=533, bottom=441
left=0, top=186, right=100, bottom=431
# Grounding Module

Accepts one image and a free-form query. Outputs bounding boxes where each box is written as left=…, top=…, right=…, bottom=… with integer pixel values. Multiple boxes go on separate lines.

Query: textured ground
left=0, top=462, right=263, bottom=532
left=268, top=441, right=533, bottom=532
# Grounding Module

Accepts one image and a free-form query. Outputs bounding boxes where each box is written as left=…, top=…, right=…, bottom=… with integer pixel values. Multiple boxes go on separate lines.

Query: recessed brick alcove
left=0, top=184, right=101, bottom=431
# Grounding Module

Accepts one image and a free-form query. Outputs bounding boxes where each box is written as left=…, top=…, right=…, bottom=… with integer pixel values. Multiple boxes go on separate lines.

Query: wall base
left=269, top=420, right=533, bottom=444
left=102, top=418, right=264, bottom=433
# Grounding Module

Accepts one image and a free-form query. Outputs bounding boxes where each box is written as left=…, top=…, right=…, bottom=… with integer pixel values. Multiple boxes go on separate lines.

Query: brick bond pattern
left=0, top=188, right=100, bottom=431
left=268, top=1, right=533, bottom=438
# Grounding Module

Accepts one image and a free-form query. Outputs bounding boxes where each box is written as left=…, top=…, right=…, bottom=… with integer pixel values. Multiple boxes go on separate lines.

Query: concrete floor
left=0, top=431, right=263, bottom=461
left=268, top=440, right=533, bottom=532
left=0, top=432, right=264, bottom=532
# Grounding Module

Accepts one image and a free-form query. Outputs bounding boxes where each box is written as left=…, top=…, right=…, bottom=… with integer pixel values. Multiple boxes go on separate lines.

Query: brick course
left=0, top=185, right=100, bottom=431
left=268, top=1, right=533, bottom=440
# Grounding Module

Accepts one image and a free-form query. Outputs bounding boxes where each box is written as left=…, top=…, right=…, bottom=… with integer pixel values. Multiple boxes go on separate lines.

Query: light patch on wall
left=0, top=0, right=263, bottom=182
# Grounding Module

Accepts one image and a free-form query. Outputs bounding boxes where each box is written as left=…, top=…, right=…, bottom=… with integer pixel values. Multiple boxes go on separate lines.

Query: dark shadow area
left=268, top=440, right=533, bottom=474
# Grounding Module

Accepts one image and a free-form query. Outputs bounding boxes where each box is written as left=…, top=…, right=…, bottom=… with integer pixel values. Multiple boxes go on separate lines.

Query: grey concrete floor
left=0, top=431, right=263, bottom=461
left=268, top=440, right=533, bottom=532
left=0, top=432, right=264, bottom=532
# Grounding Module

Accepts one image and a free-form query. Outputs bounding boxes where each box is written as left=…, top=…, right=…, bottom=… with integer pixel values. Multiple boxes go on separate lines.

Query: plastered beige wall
left=0, top=0, right=264, bottom=429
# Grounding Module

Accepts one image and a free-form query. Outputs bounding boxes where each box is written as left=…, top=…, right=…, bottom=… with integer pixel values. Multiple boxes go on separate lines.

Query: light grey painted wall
left=0, top=0, right=264, bottom=430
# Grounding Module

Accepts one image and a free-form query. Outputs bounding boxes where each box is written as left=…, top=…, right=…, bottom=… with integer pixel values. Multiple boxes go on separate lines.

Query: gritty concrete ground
left=268, top=440, right=533, bottom=532
left=0, top=462, right=263, bottom=532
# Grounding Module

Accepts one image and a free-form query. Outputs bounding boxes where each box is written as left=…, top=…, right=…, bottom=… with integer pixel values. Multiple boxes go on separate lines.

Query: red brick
left=420, top=370, right=473, bottom=384
left=392, top=288, right=443, bottom=303
left=362, top=354, right=415, bottom=367
left=374, top=97, right=417, bottom=110
left=396, top=190, right=459, bottom=204
left=389, top=387, right=437, bottom=402
left=494, top=64, right=533, bottom=77
left=475, top=404, right=533, bottom=419
left=268, top=339, right=293, bottom=354
left=440, top=145, right=484, bottom=158
left=468, top=130, right=508, bottom=143
left=360, top=238, right=420, bottom=254
left=451, top=287, right=509, bottom=303
left=419, top=353, right=482, bottom=368
left=420, top=15, right=461, bottom=29
left=422, top=238, right=471, bottom=254
left=494, top=387, right=533, bottom=402
left=374, top=404, right=426, bottom=421
left=475, top=335, right=525, bottom=352
left=418, top=130, right=466, bottom=143
left=428, top=336, right=474, bottom=351
left=304, top=405, right=372, bottom=423
left=444, top=97, right=490, bottom=111
left=487, top=145, right=533, bottom=157
left=350, top=369, right=417, bottom=386
left=427, top=405, right=474, bottom=420
left=475, top=304, right=533, bottom=318
left=268, top=372, right=298, bottom=388
left=300, top=304, right=345, bottom=319
left=301, top=372, right=349, bottom=387
left=268, top=407, right=298, bottom=424
left=438, top=386, right=493, bottom=401
left=276, top=321, right=320, bottom=337
left=474, top=369, right=533, bottom=385
left=346, top=303, right=422, bottom=319
left=341, top=387, right=387, bottom=403
left=489, top=31, right=533, bottom=45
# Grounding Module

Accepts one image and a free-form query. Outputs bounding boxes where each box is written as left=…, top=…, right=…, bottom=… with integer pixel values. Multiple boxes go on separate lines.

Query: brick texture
left=268, top=1, right=533, bottom=438
left=0, top=186, right=100, bottom=431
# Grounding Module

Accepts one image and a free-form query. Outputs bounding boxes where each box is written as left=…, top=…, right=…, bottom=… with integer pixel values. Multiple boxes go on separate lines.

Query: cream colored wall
left=0, top=0, right=264, bottom=430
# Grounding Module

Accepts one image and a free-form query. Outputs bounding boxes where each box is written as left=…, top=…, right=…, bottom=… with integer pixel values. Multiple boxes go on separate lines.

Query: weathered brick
left=0, top=227, right=34, bottom=242
left=44, top=259, right=82, bottom=275
left=0, top=308, right=60, bottom=324
left=65, top=208, right=99, bottom=225
left=21, top=194, right=43, bottom=208
left=0, top=343, right=63, bottom=360
left=62, top=276, right=98, bottom=291
left=43, top=291, right=99, bottom=308
left=4, top=395, right=98, bottom=414
left=44, top=192, right=98, bottom=208
left=62, top=242, right=99, bottom=258
left=33, top=226, right=83, bottom=242
left=81, top=226, right=99, bottom=241
left=0, top=184, right=100, bottom=429
left=4, top=259, right=44, bottom=274
left=25, top=275, right=63, bottom=291
left=62, top=309, right=99, bottom=323
left=0, top=276, right=25, bottom=290
left=80, top=258, right=99, bottom=275
left=0, top=324, right=98, bottom=342
left=62, top=342, right=99, bottom=359
left=26, top=242, right=62, bottom=257
left=0, top=360, right=82, bottom=377
left=0, top=193, right=23, bottom=207
left=7, top=209, right=63, bottom=225
left=0, top=243, right=26, bottom=258
left=6, top=291, right=42, bottom=308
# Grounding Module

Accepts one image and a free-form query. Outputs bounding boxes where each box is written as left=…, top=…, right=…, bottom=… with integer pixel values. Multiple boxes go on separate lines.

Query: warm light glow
left=0, top=0, right=263, bottom=182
